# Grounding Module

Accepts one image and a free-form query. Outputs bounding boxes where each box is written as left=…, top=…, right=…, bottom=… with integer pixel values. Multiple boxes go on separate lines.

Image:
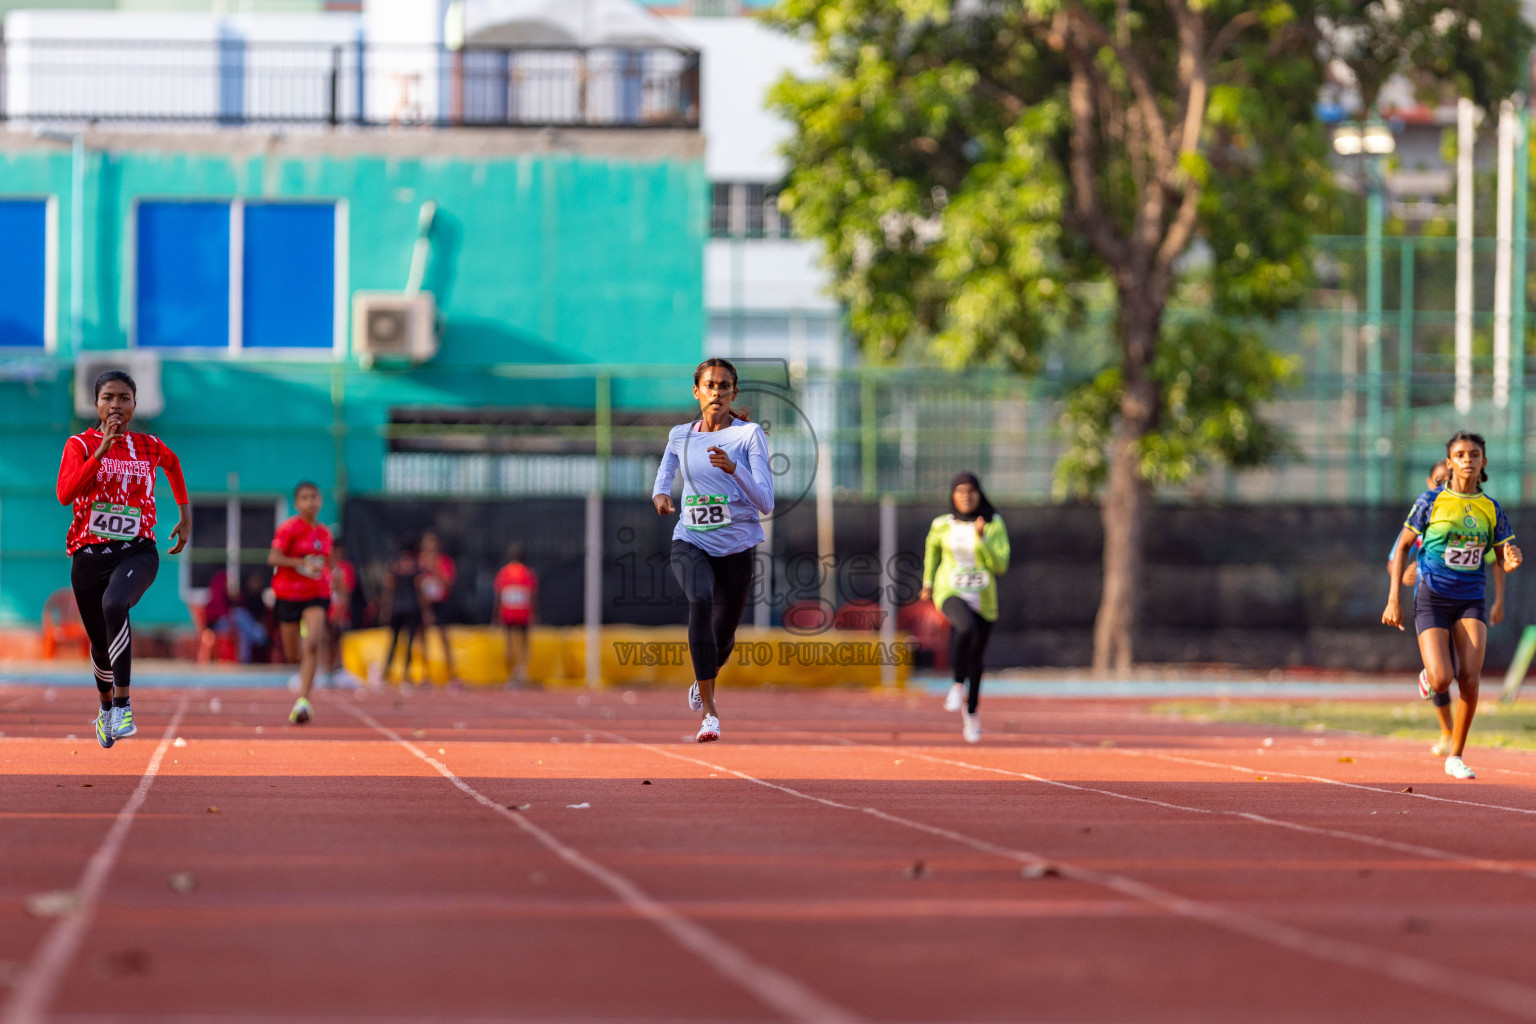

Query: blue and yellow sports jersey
left=1404, top=486, right=1514, bottom=600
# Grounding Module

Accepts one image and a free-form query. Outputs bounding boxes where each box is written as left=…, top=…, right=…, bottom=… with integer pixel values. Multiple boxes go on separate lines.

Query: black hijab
left=948, top=471, right=996, bottom=523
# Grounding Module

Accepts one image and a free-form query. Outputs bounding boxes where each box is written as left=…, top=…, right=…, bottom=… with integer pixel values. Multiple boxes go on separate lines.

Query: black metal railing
left=0, top=40, right=700, bottom=129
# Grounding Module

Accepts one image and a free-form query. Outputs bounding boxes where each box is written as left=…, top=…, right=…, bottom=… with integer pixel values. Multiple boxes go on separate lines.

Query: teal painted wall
left=0, top=140, right=706, bottom=628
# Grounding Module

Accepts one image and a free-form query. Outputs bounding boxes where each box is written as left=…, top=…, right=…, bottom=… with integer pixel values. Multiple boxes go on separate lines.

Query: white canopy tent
left=445, top=0, right=694, bottom=51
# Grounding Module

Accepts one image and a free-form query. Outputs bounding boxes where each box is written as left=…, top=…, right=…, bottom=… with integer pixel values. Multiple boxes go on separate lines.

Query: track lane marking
left=555, top=715, right=1536, bottom=1023
left=342, top=703, right=860, bottom=1024
left=757, top=722, right=1536, bottom=883
left=1, top=697, right=189, bottom=1024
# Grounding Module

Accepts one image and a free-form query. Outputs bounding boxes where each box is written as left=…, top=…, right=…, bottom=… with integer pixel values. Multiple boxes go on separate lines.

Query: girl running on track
left=922, top=471, right=1010, bottom=743
left=417, top=530, right=461, bottom=686
left=652, top=358, right=774, bottom=742
left=56, top=369, right=189, bottom=749
left=378, top=538, right=426, bottom=687
left=1389, top=460, right=1503, bottom=753
left=268, top=481, right=332, bottom=724
left=1384, top=432, right=1523, bottom=779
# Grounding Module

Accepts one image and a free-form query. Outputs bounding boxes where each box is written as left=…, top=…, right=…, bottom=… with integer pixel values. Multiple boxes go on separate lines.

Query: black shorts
left=390, top=609, right=423, bottom=631
left=275, top=597, right=330, bottom=623
left=1414, top=585, right=1487, bottom=634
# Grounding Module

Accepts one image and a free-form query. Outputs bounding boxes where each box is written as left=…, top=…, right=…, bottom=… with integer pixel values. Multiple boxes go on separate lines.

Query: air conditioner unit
left=74, top=351, right=164, bottom=420
left=352, top=292, right=438, bottom=366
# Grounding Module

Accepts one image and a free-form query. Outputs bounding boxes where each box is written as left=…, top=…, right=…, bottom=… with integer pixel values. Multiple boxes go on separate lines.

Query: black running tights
left=942, top=597, right=994, bottom=714
left=71, top=540, right=159, bottom=699
left=670, top=539, right=755, bottom=682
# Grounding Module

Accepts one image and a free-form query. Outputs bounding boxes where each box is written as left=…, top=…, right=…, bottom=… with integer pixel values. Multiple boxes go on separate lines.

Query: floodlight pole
left=1365, top=157, right=1384, bottom=505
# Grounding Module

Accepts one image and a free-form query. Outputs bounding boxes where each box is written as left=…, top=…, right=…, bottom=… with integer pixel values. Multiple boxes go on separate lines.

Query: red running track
left=3, top=684, right=1536, bottom=1023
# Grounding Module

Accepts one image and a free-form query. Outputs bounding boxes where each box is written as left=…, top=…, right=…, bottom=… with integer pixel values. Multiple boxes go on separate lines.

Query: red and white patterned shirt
left=57, top=429, right=189, bottom=554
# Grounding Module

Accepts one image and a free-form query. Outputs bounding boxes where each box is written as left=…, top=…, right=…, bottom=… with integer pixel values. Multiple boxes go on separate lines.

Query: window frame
left=0, top=194, right=59, bottom=353
left=129, top=196, right=348, bottom=359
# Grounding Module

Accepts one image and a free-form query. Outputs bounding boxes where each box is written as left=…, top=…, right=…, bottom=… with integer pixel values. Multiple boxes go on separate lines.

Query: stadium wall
left=0, top=130, right=706, bottom=628
left=338, top=497, right=1532, bottom=675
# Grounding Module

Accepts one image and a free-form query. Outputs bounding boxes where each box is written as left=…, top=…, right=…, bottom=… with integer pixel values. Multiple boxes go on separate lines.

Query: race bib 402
left=89, top=502, right=141, bottom=541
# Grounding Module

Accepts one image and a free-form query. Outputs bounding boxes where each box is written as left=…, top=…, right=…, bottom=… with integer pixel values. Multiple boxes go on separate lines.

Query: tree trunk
left=1092, top=297, right=1160, bottom=672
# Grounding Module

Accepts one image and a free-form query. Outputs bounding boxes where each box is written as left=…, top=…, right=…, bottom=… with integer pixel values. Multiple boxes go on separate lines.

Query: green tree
left=769, top=0, right=1531, bottom=669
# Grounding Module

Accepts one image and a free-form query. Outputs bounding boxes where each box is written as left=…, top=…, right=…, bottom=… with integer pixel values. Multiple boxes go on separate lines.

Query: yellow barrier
left=341, top=625, right=913, bottom=689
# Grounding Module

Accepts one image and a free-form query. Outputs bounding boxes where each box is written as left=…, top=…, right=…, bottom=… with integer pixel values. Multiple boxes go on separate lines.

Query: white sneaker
left=688, top=682, right=703, bottom=712
left=1430, top=736, right=1451, bottom=756
left=961, top=710, right=980, bottom=744
left=943, top=683, right=963, bottom=712
left=286, top=673, right=301, bottom=693
left=1444, top=755, right=1475, bottom=780
left=696, top=714, right=720, bottom=743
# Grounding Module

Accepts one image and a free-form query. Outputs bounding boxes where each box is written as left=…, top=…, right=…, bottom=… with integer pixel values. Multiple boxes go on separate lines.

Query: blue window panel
left=242, top=204, right=335, bottom=350
left=0, top=200, right=48, bottom=348
left=138, top=202, right=230, bottom=348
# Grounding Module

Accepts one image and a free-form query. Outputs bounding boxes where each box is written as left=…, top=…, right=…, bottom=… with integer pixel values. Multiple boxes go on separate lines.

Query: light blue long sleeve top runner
left=652, top=419, right=775, bottom=556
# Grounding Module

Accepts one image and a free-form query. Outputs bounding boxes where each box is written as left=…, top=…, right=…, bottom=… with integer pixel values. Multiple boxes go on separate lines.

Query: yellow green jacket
left=923, top=514, right=1011, bottom=622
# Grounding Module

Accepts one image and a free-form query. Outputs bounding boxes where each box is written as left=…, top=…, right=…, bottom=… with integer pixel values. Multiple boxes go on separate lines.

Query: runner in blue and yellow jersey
left=1384, top=432, right=1523, bottom=780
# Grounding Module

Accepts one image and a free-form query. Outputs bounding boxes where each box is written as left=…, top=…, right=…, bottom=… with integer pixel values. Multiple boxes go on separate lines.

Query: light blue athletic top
left=652, top=419, right=774, bottom=556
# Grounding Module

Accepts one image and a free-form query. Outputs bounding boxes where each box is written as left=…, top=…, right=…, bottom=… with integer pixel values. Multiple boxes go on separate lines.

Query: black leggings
left=71, top=539, right=159, bottom=697
left=942, top=597, right=994, bottom=714
left=385, top=610, right=423, bottom=680
left=670, top=539, right=755, bottom=682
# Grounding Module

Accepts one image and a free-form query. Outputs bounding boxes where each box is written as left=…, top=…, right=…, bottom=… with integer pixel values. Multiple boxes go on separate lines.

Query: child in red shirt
left=267, top=481, right=332, bottom=724
left=492, top=543, right=539, bottom=686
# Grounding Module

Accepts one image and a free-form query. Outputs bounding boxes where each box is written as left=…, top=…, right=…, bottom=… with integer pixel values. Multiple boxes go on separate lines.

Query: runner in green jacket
left=921, top=471, right=1010, bottom=743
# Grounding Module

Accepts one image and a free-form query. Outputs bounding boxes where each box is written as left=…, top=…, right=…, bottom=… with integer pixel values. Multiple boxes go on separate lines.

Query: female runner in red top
left=268, top=481, right=332, bottom=724
left=57, top=369, right=189, bottom=749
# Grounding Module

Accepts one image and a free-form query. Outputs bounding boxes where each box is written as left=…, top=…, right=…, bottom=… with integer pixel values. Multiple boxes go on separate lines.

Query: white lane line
left=1050, top=739, right=1536, bottom=818
left=559, top=717, right=1536, bottom=1023
left=342, top=704, right=859, bottom=1024
left=2, top=697, right=190, bottom=1024
left=756, top=722, right=1536, bottom=884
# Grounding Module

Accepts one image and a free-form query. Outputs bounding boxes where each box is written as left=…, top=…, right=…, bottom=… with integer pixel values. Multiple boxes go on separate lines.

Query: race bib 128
left=684, top=494, right=732, bottom=531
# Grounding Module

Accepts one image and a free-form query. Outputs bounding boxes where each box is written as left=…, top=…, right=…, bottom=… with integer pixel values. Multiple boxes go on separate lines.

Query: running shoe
left=688, top=682, right=704, bottom=712
left=696, top=714, right=720, bottom=743
left=286, top=673, right=302, bottom=693
left=1444, top=755, right=1475, bottom=780
left=961, top=709, right=980, bottom=744
left=110, top=705, right=137, bottom=740
left=289, top=697, right=312, bottom=725
left=943, top=683, right=964, bottom=713
left=94, top=708, right=115, bottom=749
left=1430, top=736, right=1451, bottom=756
left=1418, top=669, right=1432, bottom=701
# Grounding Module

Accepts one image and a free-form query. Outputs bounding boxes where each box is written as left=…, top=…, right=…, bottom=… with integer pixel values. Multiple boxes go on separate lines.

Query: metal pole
left=1366, top=162, right=1384, bottom=503
left=70, top=133, right=83, bottom=354
left=1496, top=99, right=1515, bottom=409
left=585, top=490, right=602, bottom=688
left=329, top=46, right=342, bottom=128
left=595, top=373, right=612, bottom=493
left=754, top=513, right=773, bottom=630
left=878, top=494, right=896, bottom=688
left=1456, top=96, right=1475, bottom=414
left=861, top=374, right=877, bottom=498
left=816, top=441, right=834, bottom=613
left=1397, top=239, right=1416, bottom=500
left=1513, top=108, right=1530, bottom=501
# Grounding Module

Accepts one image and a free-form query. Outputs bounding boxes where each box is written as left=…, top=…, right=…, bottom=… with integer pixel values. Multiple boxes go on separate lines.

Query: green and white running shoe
left=95, top=709, right=115, bottom=748
left=110, top=705, right=137, bottom=739
left=289, top=697, right=312, bottom=725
